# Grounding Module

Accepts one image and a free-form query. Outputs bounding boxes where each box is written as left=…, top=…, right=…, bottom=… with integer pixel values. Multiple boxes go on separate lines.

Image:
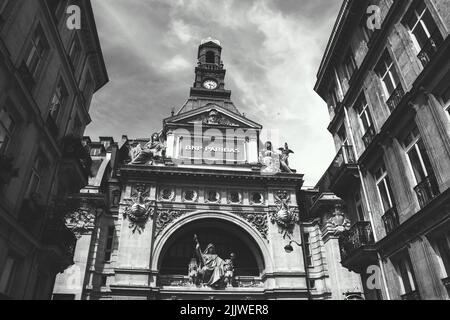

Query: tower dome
left=200, top=37, right=221, bottom=47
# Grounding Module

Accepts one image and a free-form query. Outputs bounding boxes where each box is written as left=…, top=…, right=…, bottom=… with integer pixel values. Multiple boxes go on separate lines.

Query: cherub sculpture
left=224, top=253, right=236, bottom=288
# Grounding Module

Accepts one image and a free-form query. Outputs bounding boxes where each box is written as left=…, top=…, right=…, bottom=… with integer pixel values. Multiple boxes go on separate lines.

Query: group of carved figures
left=188, top=235, right=236, bottom=289
left=127, top=132, right=295, bottom=174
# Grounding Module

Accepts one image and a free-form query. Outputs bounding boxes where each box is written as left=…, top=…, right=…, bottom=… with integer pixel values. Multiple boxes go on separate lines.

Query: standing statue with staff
left=193, top=235, right=236, bottom=288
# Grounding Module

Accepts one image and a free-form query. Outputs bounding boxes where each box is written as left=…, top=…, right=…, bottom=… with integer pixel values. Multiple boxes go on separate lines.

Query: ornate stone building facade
left=0, top=0, right=107, bottom=300
left=53, top=40, right=363, bottom=300
left=313, top=0, right=450, bottom=300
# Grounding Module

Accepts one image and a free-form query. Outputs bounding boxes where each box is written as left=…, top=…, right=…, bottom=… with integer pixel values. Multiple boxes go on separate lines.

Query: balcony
left=442, top=277, right=450, bottom=297
left=323, top=145, right=359, bottom=196
left=0, top=154, right=19, bottom=186
left=19, top=193, right=46, bottom=232
left=386, top=84, right=405, bottom=112
left=401, top=290, right=421, bottom=300
left=60, top=135, right=92, bottom=192
left=414, top=174, right=440, bottom=209
left=417, top=29, right=444, bottom=68
left=339, top=221, right=377, bottom=273
left=42, top=217, right=77, bottom=266
left=382, top=207, right=400, bottom=235
left=362, top=125, right=377, bottom=149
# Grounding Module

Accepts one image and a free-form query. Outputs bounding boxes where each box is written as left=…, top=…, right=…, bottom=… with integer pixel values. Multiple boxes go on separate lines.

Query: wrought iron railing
left=362, top=125, right=377, bottom=149
left=401, top=290, right=421, bottom=300
left=386, top=84, right=405, bottom=112
left=414, top=174, right=440, bottom=209
left=327, top=145, right=357, bottom=183
left=382, top=207, right=400, bottom=235
left=199, top=63, right=223, bottom=71
left=339, top=221, right=375, bottom=261
left=417, top=29, right=444, bottom=68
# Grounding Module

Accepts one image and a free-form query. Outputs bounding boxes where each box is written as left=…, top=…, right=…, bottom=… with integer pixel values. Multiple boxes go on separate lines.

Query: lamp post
left=284, top=238, right=312, bottom=300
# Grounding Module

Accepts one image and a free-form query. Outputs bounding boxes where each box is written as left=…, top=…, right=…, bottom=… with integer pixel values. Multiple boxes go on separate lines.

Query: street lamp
left=284, top=238, right=311, bottom=300
left=284, top=240, right=302, bottom=253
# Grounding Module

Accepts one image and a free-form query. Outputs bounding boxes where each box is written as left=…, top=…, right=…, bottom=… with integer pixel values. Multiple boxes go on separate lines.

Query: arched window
left=205, top=51, right=215, bottom=64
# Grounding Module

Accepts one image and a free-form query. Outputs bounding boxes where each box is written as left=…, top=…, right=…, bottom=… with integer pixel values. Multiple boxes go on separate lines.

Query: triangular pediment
left=164, top=104, right=262, bottom=129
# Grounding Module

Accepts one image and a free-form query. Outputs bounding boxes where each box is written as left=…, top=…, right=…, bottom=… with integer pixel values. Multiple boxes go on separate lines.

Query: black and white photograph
left=0, top=0, right=449, bottom=305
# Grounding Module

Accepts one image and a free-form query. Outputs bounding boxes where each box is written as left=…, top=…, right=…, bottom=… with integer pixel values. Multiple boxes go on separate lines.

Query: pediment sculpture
left=186, top=110, right=240, bottom=127
left=189, top=235, right=236, bottom=289
left=271, top=190, right=299, bottom=238
left=129, top=132, right=166, bottom=165
left=124, top=185, right=155, bottom=233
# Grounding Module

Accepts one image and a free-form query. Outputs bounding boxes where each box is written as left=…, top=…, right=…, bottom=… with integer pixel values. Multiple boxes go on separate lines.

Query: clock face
left=203, top=80, right=218, bottom=90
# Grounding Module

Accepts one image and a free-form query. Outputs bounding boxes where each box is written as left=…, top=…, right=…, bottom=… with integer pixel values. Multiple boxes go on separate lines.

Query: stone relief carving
left=325, top=204, right=351, bottom=235
left=270, top=190, right=299, bottom=238
left=235, top=212, right=268, bottom=240
left=124, top=184, right=155, bottom=233
left=129, top=133, right=166, bottom=165
left=65, top=208, right=99, bottom=239
left=154, top=210, right=185, bottom=238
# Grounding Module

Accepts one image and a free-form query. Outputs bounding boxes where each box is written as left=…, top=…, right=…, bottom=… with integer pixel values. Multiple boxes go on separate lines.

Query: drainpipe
left=344, top=108, right=391, bottom=300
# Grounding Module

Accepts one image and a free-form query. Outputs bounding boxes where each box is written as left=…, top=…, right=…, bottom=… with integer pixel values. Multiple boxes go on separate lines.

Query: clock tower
left=189, top=38, right=232, bottom=103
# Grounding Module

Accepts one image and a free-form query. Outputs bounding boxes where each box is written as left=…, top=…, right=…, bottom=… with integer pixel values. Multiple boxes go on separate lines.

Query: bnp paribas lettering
left=185, top=145, right=240, bottom=154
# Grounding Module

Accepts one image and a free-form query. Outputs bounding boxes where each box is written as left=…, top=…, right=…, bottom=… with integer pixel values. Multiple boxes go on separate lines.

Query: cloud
left=87, top=0, right=343, bottom=185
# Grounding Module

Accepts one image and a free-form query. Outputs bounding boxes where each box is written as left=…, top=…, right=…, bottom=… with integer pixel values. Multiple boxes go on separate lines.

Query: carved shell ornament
left=271, top=191, right=299, bottom=238
left=124, top=185, right=155, bottom=233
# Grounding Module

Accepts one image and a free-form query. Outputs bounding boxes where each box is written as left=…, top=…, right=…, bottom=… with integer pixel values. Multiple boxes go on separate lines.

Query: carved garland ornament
left=153, top=210, right=269, bottom=241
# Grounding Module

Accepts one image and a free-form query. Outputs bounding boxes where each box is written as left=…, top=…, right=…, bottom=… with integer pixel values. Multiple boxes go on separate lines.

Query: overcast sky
left=86, top=0, right=343, bottom=186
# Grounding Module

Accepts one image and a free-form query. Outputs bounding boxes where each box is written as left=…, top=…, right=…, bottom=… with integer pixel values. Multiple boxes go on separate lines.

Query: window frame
left=104, top=226, right=115, bottom=262
left=403, top=129, right=432, bottom=185
left=48, top=78, right=68, bottom=122
left=356, top=94, right=374, bottom=134
left=24, top=23, right=49, bottom=79
left=375, top=164, right=395, bottom=214
left=405, top=1, right=435, bottom=53
left=375, top=50, right=400, bottom=98
left=395, top=255, right=418, bottom=296
left=0, top=106, right=16, bottom=154
left=354, top=189, right=366, bottom=222
left=343, top=49, right=357, bottom=81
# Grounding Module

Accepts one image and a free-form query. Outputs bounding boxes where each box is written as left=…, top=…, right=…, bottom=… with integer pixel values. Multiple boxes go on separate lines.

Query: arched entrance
left=152, top=211, right=272, bottom=280
left=159, top=218, right=264, bottom=277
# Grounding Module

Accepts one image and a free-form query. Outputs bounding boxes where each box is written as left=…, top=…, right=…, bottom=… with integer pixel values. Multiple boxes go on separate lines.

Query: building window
left=303, top=233, right=313, bottom=267
left=68, top=36, right=81, bottom=70
left=433, top=233, right=450, bottom=279
left=354, top=190, right=366, bottom=222
left=101, top=276, right=107, bottom=287
left=395, top=255, right=419, bottom=298
left=0, top=255, right=18, bottom=296
left=26, top=154, right=44, bottom=198
left=374, top=164, right=395, bottom=214
left=404, top=0, right=443, bottom=65
left=328, top=87, right=339, bottom=111
left=48, top=78, right=68, bottom=122
left=104, top=226, right=115, bottom=262
left=375, top=50, right=401, bottom=99
left=46, top=0, right=67, bottom=23
left=90, top=147, right=101, bottom=156
left=23, top=23, right=49, bottom=80
left=343, top=50, right=357, bottom=81
left=205, top=51, right=215, bottom=64
left=356, top=94, right=374, bottom=135
left=0, top=107, right=16, bottom=154
left=337, top=124, right=348, bottom=146
left=402, top=126, right=434, bottom=186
